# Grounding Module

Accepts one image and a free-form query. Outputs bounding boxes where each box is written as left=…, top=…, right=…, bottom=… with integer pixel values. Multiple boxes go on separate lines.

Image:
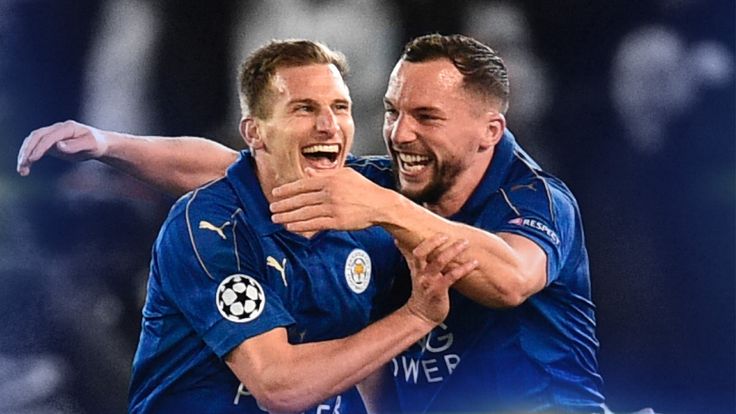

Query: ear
left=240, top=117, right=264, bottom=150
left=480, top=111, right=506, bottom=150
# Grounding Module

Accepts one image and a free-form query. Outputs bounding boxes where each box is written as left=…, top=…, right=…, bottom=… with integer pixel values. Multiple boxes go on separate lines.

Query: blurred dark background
left=1, top=1, right=734, bottom=413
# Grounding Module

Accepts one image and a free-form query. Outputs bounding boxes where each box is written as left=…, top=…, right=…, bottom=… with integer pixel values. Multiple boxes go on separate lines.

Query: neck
left=254, top=156, right=317, bottom=239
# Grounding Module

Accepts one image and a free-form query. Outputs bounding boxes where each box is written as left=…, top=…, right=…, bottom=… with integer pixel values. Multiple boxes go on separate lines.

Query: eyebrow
left=413, top=106, right=442, bottom=114
left=383, top=98, right=441, bottom=113
left=289, top=98, right=351, bottom=106
left=288, top=98, right=317, bottom=106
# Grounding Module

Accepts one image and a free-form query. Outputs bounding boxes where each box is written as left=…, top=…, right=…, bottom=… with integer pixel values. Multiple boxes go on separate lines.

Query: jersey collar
left=226, top=150, right=283, bottom=236
left=226, top=151, right=330, bottom=244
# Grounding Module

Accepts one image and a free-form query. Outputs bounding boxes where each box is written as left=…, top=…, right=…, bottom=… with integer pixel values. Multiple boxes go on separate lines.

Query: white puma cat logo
left=199, top=220, right=231, bottom=240
left=267, top=256, right=288, bottom=287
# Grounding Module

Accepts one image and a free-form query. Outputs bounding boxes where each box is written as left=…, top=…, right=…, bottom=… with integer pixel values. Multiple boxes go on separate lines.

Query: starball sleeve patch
left=216, top=274, right=266, bottom=323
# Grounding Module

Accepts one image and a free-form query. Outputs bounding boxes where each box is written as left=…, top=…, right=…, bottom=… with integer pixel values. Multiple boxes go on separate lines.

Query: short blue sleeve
left=479, top=178, right=578, bottom=285
left=153, top=186, right=295, bottom=358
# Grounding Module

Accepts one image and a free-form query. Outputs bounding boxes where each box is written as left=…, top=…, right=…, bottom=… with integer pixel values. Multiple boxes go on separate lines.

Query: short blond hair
left=238, top=39, right=349, bottom=118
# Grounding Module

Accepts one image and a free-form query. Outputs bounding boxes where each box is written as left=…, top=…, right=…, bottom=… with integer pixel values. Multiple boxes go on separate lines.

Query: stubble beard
left=392, top=157, right=463, bottom=205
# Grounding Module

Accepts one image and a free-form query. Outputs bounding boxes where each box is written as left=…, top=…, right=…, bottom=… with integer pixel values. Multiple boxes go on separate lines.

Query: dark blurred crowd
left=1, top=1, right=733, bottom=413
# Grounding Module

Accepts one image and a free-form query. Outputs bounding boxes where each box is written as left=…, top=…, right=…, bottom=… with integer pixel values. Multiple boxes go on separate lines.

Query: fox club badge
left=344, top=249, right=371, bottom=294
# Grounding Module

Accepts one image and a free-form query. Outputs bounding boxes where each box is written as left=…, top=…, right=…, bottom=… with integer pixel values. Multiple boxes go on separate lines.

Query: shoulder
left=488, top=153, right=584, bottom=251
left=156, top=177, right=251, bottom=280
left=500, top=151, right=580, bottom=225
left=162, top=178, right=239, bottom=241
left=346, top=154, right=395, bottom=188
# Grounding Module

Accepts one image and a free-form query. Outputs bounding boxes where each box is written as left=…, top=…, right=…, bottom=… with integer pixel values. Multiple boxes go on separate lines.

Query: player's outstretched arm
left=17, top=120, right=238, bottom=196
left=270, top=167, right=548, bottom=309
left=225, top=234, right=478, bottom=414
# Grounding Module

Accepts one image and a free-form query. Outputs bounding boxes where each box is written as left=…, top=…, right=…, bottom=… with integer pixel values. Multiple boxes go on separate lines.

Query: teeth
left=302, top=144, right=339, bottom=154
left=403, top=164, right=425, bottom=172
left=398, top=153, right=430, bottom=164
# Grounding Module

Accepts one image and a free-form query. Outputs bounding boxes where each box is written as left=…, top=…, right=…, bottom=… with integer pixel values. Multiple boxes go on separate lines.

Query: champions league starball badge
left=216, top=274, right=265, bottom=323
left=344, top=249, right=371, bottom=294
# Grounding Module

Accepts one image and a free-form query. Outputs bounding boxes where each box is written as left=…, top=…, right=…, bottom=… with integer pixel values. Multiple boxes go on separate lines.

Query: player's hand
left=401, top=234, right=478, bottom=325
left=270, top=167, right=394, bottom=232
left=17, top=120, right=110, bottom=176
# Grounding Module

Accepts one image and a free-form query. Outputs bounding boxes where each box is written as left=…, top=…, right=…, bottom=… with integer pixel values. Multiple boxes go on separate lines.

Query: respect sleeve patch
left=507, top=217, right=560, bottom=246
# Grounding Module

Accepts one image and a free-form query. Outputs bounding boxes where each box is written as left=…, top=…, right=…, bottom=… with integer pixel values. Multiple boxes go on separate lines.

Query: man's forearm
left=227, top=305, right=433, bottom=413
left=17, top=120, right=237, bottom=194
left=376, top=193, right=536, bottom=307
left=102, top=133, right=238, bottom=196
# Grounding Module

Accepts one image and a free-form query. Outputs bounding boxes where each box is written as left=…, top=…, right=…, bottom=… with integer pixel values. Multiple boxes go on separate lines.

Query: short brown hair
left=238, top=39, right=349, bottom=118
left=402, top=34, right=509, bottom=113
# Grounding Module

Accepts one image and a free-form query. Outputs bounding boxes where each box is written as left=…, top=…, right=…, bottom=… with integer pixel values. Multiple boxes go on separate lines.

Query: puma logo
left=267, top=256, right=288, bottom=287
left=510, top=182, right=537, bottom=192
left=199, top=220, right=231, bottom=240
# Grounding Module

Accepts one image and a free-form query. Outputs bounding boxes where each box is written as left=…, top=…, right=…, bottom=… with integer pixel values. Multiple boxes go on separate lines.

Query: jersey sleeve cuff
left=204, top=312, right=296, bottom=358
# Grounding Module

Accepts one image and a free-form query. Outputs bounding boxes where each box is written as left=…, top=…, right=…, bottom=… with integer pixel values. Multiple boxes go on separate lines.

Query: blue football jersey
left=390, top=131, right=605, bottom=413
left=129, top=151, right=402, bottom=413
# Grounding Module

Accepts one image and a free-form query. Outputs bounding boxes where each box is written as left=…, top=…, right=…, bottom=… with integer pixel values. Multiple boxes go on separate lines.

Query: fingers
left=17, top=121, right=77, bottom=175
left=408, top=234, right=477, bottom=285
left=54, top=136, right=90, bottom=154
left=27, top=121, right=77, bottom=164
left=271, top=204, right=331, bottom=225
left=272, top=177, right=325, bottom=198
left=443, top=258, right=479, bottom=286
left=270, top=191, right=326, bottom=214
left=402, top=234, right=449, bottom=271
left=411, top=233, right=450, bottom=258
left=421, top=238, right=469, bottom=276
left=17, top=126, right=52, bottom=175
left=281, top=217, right=335, bottom=233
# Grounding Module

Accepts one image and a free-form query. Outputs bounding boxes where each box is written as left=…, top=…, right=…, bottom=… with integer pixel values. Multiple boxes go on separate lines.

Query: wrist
left=372, top=188, right=409, bottom=228
left=96, top=129, right=124, bottom=160
left=398, top=303, right=438, bottom=333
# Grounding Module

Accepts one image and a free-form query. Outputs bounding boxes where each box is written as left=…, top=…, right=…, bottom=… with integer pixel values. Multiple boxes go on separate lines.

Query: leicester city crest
left=344, top=249, right=371, bottom=294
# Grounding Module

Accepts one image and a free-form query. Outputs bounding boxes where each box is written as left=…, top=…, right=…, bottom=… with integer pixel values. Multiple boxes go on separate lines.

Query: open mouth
left=397, top=152, right=432, bottom=174
left=301, top=144, right=341, bottom=167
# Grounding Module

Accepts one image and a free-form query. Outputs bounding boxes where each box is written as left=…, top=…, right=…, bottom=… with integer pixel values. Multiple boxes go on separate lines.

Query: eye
left=417, top=113, right=441, bottom=123
left=334, top=102, right=351, bottom=113
left=295, top=104, right=314, bottom=113
left=384, top=108, right=398, bottom=121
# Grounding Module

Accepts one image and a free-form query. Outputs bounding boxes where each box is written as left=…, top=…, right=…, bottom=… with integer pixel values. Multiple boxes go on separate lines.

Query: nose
left=316, top=109, right=338, bottom=137
left=387, top=113, right=416, bottom=146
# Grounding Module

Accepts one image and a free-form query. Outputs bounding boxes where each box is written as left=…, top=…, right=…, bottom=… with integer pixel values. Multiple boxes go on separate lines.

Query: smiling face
left=242, top=63, right=354, bottom=198
left=383, top=58, right=504, bottom=215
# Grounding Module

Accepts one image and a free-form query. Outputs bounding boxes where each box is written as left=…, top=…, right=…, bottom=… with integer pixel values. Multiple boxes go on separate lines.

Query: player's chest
left=259, top=232, right=388, bottom=342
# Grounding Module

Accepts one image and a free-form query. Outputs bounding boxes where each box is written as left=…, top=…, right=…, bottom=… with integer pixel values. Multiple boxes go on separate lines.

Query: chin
left=398, top=181, right=425, bottom=201
left=400, top=178, right=446, bottom=205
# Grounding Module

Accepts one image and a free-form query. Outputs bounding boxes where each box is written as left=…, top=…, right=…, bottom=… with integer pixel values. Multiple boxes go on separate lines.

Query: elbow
left=496, top=289, right=527, bottom=308
left=492, top=284, right=526, bottom=308
left=246, top=371, right=315, bottom=413
left=256, top=394, right=306, bottom=414
left=494, top=270, right=537, bottom=308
